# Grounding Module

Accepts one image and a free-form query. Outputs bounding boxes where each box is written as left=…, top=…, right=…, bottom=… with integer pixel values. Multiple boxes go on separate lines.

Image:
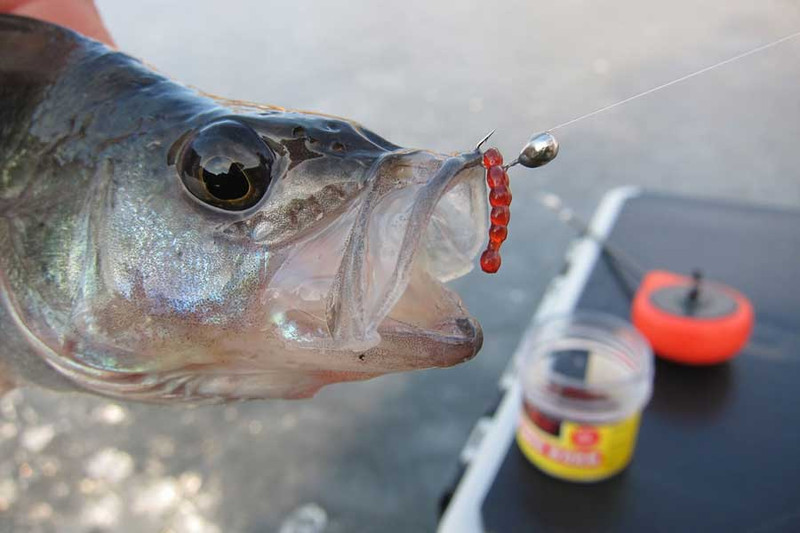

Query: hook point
left=475, top=129, right=496, bottom=151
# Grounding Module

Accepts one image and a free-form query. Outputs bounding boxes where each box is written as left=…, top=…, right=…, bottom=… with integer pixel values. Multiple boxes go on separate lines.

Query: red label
left=520, top=422, right=602, bottom=467
left=572, top=427, right=600, bottom=447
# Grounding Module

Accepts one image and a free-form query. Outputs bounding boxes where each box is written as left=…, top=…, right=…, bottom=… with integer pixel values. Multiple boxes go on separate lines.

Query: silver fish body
left=0, top=14, right=487, bottom=402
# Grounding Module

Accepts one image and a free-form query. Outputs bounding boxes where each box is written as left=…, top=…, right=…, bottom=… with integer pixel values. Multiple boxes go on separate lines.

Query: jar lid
left=518, top=311, right=654, bottom=424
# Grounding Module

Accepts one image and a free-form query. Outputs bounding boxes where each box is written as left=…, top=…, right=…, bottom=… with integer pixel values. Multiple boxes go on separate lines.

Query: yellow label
left=516, top=406, right=641, bottom=482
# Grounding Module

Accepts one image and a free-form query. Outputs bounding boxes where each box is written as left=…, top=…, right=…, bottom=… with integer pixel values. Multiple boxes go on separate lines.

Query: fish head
left=51, top=110, right=489, bottom=401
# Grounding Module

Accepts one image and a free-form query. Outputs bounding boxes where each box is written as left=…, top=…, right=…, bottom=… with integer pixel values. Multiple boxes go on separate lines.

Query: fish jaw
left=324, top=150, right=487, bottom=350
left=257, top=149, right=487, bottom=384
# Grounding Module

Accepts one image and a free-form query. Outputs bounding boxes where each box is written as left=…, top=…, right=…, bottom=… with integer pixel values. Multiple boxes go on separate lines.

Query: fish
left=0, top=14, right=488, bottom=402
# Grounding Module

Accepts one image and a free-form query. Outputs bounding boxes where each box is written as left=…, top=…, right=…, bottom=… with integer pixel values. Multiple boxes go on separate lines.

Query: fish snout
left=451, top=316, right=484, bottom=363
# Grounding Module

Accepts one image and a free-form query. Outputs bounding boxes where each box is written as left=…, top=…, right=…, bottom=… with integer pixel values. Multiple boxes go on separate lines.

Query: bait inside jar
left=517, top=312, right=654, bottom=482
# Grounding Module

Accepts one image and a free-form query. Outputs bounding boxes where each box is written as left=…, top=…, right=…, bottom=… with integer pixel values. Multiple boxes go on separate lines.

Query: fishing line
left=490, top=29, right=800, bottom=278
left=545, top=29, right=800, bottom=133
left=519, top=29, right=800, bottom=281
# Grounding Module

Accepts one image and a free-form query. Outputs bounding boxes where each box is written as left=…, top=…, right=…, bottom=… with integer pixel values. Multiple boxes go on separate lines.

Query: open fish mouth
left=266, top=148, right=487, bottom=370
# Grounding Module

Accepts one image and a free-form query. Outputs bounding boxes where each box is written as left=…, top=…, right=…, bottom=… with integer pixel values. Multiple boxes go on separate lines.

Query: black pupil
left=203, top=162, right=250, bottom=200
left=175, top=119, right=274, bottom=211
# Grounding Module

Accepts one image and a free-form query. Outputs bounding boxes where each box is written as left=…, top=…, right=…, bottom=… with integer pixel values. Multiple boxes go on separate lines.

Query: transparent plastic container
left=516, top=312, right=654, bottom=482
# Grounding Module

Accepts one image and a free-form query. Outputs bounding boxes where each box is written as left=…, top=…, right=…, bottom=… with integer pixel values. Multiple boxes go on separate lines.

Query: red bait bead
left=480, top=249, right=502, bottom=273
left=486, top=166, right=508, bottom=188
left=489, top=224, right=508, bottom=244
left=491, top=205, right=511, bottom=226
left=489, top=185, right=512, bottom=207
left=483, top=148, right=503, bottom=168
left=481, top=148, right=512, bottom=274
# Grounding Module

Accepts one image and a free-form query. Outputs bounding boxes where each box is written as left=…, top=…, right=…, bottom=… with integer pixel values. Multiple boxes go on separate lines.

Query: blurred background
left=2, top=1, right=799, bottom=531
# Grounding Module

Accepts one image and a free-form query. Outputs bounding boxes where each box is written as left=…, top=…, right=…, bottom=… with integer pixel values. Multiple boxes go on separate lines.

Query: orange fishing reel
left=631, top=270, right=754, bottom=365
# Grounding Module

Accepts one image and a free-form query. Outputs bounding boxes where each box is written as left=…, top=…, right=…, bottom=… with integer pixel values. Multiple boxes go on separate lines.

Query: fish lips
left=375, top=307, right=484, bottom=370
left=324, top=149, right=487, bottom=369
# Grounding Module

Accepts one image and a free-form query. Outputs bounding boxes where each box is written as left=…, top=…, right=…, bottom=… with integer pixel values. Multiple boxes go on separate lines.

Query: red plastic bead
left=480, top=249, right=502, bottom=273
left=481, top=148, right=512, bottom=274
left=483, top=148, right=503, bottom=168
left=489, top=185, right=512, bottom=207
left=486, top=166, right=508, bottom=188
left=489, top=224, right=508, bottom=244
left=491, top=205, right=511, bottom=226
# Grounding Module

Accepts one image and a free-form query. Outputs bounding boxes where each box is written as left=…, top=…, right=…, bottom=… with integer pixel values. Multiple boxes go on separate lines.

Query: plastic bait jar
left=516, top=312, right=654, bottom=482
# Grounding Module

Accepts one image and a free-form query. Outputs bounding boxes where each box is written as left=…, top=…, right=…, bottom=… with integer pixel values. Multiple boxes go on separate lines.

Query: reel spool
left=631, top=270, right=754, bottom=365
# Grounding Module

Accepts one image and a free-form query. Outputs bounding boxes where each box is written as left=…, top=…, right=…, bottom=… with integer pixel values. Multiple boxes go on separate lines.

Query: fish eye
left=175, top=120, right=274, bottom=211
